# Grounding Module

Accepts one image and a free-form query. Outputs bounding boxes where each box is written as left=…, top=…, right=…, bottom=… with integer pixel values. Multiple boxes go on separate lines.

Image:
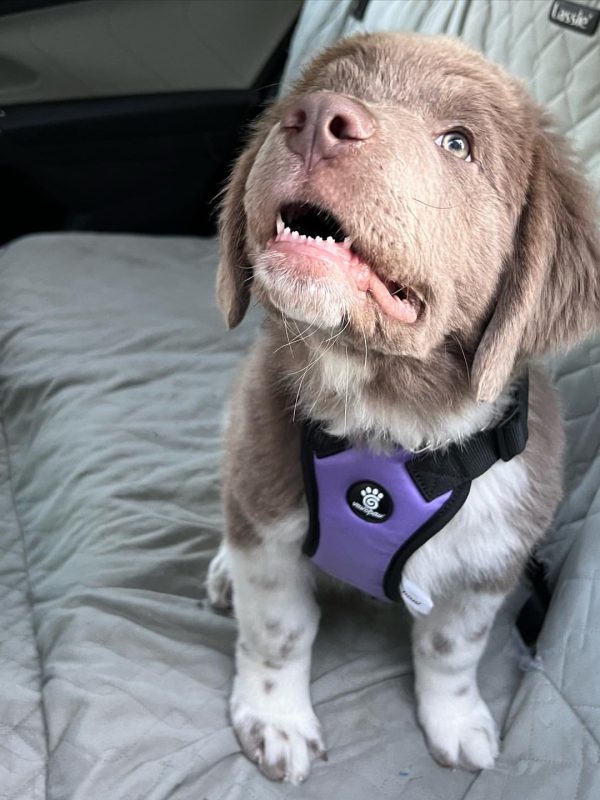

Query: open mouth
left=278, top=203, right=350, bottom=245
left=269, top=202, right=423, bottom=324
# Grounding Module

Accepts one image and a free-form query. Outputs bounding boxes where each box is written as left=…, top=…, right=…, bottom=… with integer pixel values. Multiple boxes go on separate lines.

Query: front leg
left=412, top=589, right=505, bottom=771
left=227, top=505, right=325, bottom=785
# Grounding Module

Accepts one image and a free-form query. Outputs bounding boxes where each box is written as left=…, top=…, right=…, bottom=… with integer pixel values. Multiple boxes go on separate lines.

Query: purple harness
left=301, top=377, right=529, bottom=603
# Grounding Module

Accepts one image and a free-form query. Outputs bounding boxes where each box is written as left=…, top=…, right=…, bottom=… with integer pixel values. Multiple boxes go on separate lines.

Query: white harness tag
left=400, top=576, right=434, bottom=616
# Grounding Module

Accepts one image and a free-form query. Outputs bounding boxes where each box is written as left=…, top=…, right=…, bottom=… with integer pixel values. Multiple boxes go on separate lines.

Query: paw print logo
left=348, top=480, right=392, bottom=523
left=361, top=486, right=384, bottom=510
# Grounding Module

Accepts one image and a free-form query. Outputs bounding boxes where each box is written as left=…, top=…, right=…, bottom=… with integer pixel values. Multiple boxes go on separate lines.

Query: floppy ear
left=472, top=126, right=600, bottom=402
left=216, top=122, right=271, bottom=328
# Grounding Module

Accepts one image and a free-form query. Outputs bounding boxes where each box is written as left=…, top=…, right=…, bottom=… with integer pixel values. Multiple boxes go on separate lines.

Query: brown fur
left=218, top=32, right=598, bottom=549
left=221, top=333, right=305, bottom=539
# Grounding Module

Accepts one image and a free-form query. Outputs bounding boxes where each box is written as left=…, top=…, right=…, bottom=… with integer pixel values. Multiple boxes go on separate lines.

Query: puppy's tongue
left=350, top=261, right=418, bottom=324
left=269, top=231, right=419, bottom=324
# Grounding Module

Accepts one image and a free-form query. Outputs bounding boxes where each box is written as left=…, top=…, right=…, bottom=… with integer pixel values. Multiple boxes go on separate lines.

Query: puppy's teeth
left=284, top=226, right=291, bottom=235
left=290, top=230, right=298, bottom=238
left=343, top=237, right=352, bottom=249
left=276, top=214, right=284, bottom=235
left=315, top=236, right=322, bottom=243
left=326, top=236, right=335, bottom=244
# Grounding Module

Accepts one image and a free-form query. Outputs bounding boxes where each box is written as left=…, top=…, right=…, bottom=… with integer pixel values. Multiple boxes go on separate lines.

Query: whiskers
left=290, top=316, right=351, bottom=422
left=280, top=311, right=294, bottom=355
left=274, top=314, right=324, bottom=355
left=410, top=196, right=463, bottom=210
left=450, top=333, right=472, bottom=385
left=360, top=322, right=369, bottom=373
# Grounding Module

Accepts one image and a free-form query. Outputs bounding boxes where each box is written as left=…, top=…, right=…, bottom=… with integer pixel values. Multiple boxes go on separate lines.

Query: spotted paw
left=419, top=695, right=499, bottom=771
left=206, top=546, right=233, bottom=610
left=231, top=697, right=326, bottom=784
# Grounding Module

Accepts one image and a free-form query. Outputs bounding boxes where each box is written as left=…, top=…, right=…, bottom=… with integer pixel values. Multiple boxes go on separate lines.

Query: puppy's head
left=217, top=33, right=600, bottom=402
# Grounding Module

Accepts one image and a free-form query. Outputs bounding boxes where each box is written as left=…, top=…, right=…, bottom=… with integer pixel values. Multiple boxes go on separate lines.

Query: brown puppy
left=207, top=32, right=600, bottom=783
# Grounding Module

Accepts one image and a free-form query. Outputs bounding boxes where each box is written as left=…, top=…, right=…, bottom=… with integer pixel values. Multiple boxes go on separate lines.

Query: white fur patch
left=221, top=510, right=325, bottom=784
left=253, top=260, right=349, bottom=328
left=403, top=455, right=529, bottom=602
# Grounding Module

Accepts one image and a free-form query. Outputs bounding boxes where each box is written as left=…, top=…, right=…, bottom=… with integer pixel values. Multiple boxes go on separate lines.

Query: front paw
left=418, top=695, right=499, bottom=771
left=231, top=693, right=326, bottom=784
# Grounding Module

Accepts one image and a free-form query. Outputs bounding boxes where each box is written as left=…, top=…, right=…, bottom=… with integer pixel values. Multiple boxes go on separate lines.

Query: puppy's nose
left=281, top=92, right=375, bottom=170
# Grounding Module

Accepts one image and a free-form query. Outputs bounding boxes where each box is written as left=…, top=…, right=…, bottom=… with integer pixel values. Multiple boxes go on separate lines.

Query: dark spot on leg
left=265, top=619, right=282, bottom=634
left=249, top=722, right=263, bottom=740
left=468, top=567, right=520, bottom=595
left=243, top=720, right=265, bottom=760
left=455, top=684, right=470, bottom=697
left=432, top=631, right=454, bottom=655
left=279, top=627, right=304, bottom=659
left=263, top=679, right=275, bottom=693
left=415, top=643, right=429, bottom=659
left=263, top=658, right=282, bottom=670
left=278, top=729, right=289, bottom=741
left=280, top=641, right=293, bottom=659
left=279, top=637, right=294, bottom=658
left=467, top=624, right=490, bottom=642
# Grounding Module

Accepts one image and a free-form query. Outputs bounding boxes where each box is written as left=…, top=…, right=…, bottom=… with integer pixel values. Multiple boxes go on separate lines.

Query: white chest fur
left=402, top=455, right=529, bottom=603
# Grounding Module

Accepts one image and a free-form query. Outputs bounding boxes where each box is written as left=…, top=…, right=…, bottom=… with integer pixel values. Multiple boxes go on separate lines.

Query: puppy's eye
left=435, top=131, right=472, bottom=162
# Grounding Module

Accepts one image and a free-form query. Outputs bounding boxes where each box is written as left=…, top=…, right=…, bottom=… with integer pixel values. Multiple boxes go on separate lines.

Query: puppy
left=206, top=32, right=600, bottom=783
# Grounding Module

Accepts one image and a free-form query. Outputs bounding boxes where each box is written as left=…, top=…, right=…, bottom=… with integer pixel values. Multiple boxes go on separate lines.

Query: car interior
left=1, top=1, right=599, bottom=798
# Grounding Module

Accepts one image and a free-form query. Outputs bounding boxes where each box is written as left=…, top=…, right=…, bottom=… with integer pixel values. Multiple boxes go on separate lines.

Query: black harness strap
left=406, top=375, right=529, bottom=501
